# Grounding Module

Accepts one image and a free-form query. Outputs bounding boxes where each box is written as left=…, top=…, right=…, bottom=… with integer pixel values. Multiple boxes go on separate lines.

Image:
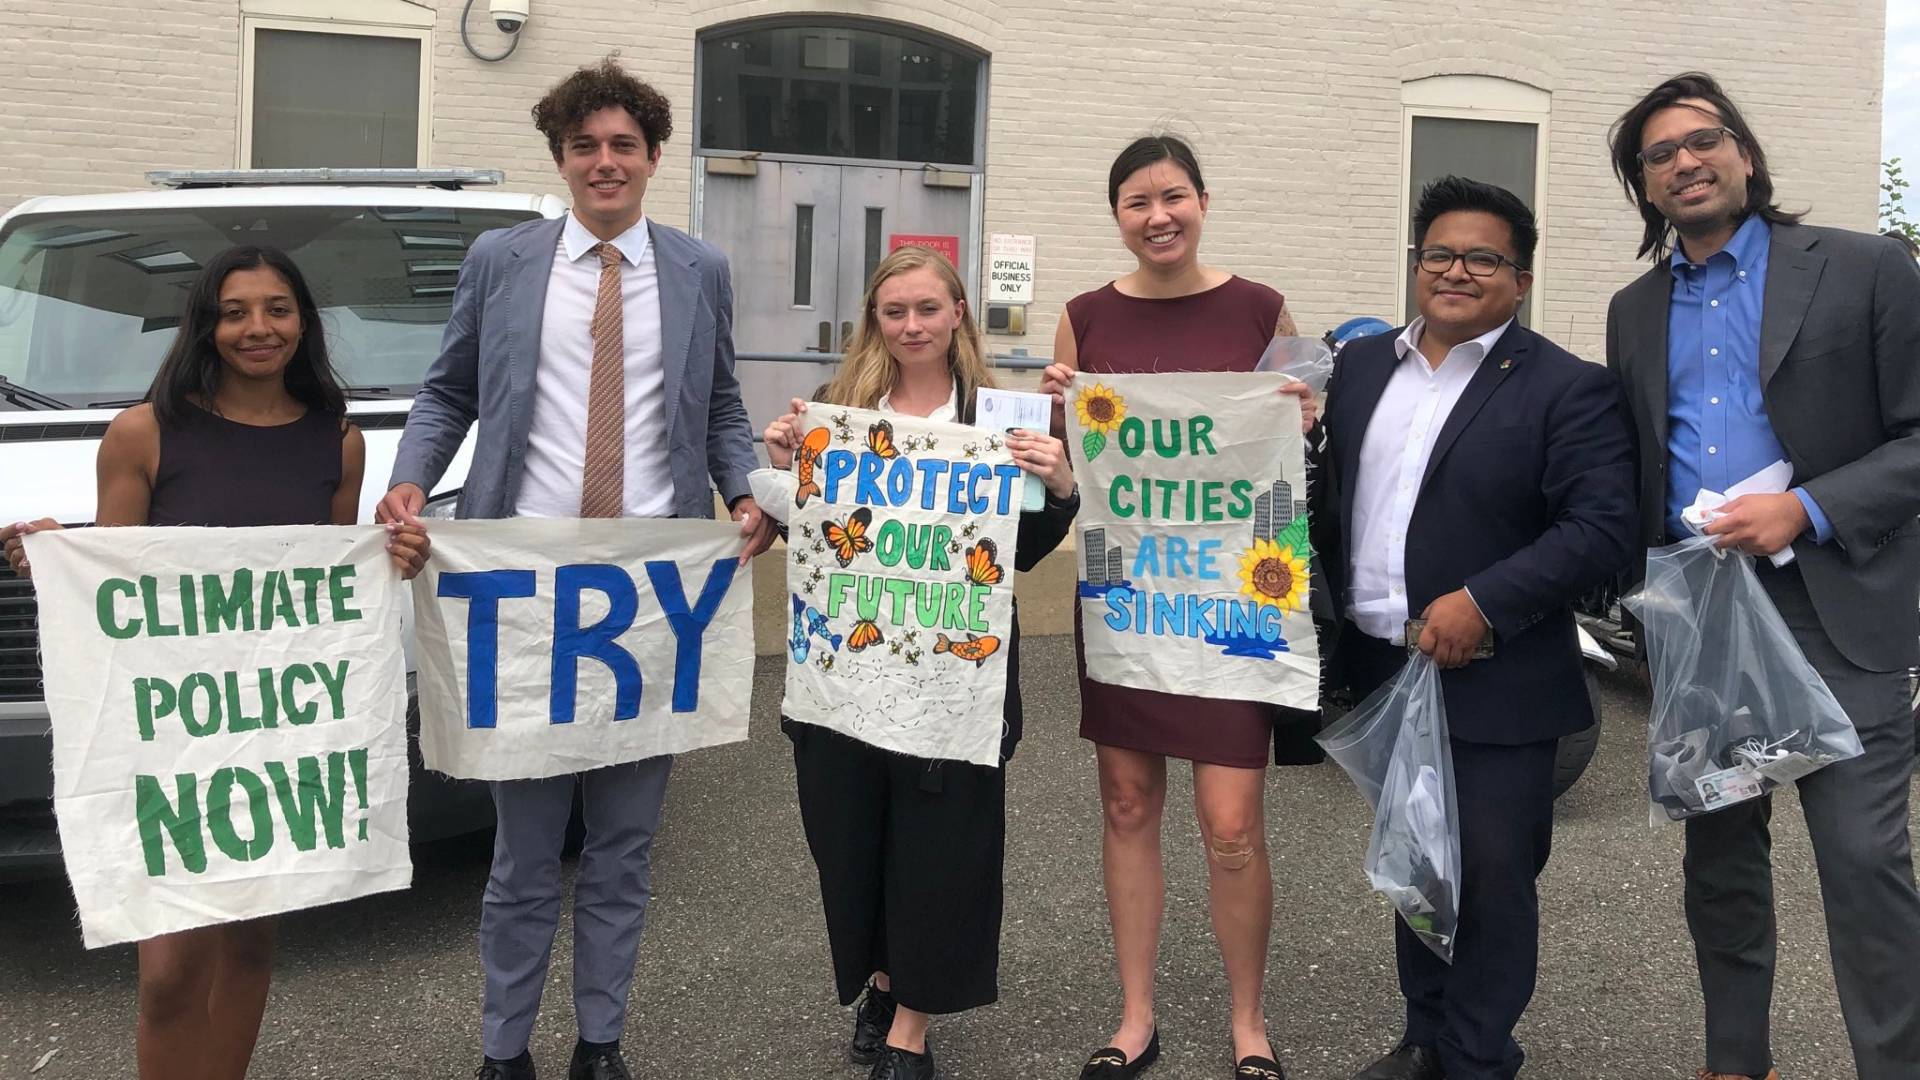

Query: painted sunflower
left=1237, top=538, right=1310, bottom=612
left=1074, top=383, right=1126, bottom=434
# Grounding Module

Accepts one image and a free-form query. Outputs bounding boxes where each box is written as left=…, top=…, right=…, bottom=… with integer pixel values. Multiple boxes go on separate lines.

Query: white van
left=0, top=169, right=567, bottom=872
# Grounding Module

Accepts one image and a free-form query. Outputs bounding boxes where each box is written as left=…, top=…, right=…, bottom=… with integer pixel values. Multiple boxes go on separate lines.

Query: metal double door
left=701, top=160, right=972, bottom=434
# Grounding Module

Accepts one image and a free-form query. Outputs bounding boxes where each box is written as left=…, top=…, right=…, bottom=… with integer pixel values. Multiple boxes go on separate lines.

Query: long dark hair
left=146, top=246, right=345, bottom=426
left=1608, top=72, right=1802, bottom=260
left=1107, top=134, right=1206, bottom=211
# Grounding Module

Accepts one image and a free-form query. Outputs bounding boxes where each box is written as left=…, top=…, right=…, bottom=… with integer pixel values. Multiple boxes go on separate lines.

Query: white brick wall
left=0, top=0, right=1886, bottom=363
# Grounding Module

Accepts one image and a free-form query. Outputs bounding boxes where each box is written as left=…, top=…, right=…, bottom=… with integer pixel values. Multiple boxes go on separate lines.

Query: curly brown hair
left=531, top=57, right=673, bottom=164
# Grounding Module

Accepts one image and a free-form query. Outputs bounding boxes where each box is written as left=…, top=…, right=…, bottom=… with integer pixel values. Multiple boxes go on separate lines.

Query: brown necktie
left=580, top=241, right=625, bottom=518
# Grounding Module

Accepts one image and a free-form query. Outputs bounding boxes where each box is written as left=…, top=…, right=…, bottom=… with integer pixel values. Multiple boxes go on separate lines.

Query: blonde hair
left=821, top=246, right=996, bottom=410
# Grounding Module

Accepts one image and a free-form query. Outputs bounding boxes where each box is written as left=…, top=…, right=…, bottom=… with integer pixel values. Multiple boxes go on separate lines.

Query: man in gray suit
left=1605, top=72, right=1920, bottom=1080
left=377, top=59, right=773, bottom=1080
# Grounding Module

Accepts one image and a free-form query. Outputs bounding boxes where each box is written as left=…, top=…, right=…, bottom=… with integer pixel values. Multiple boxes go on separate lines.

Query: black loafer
left=567, top=1042, right=632, bottom=1080
left=851, top=981, right=899, bottom=1064
left=474, top=1051, right=536, bottom=1080
left=1351, top=1043, right=1442, bottom=1080
left=868, top=1044, right=937, bottom=1080
left=1235, top=1055, right=1287, bottom=1080
left=1079, top=1030, right=1160, bottom=1078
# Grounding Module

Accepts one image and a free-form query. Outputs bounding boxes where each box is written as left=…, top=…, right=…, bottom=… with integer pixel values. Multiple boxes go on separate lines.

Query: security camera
left=489, top=0, right=530, bottom=34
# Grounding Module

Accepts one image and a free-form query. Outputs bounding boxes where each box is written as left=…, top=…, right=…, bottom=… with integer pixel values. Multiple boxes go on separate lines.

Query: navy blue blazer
left=1311, top=322, right=1638, bottom=745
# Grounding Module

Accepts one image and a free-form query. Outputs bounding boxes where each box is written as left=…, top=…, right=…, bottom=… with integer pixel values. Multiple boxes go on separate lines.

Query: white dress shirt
left=876, top=382, right=959, bottom=422
left=515, top=213, right=674, bottom=519
left=1346, top=317, right=1512, bottom=642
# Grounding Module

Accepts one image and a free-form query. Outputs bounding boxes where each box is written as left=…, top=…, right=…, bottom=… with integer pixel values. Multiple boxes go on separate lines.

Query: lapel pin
left=1499, top=357, right=1513, bottom=370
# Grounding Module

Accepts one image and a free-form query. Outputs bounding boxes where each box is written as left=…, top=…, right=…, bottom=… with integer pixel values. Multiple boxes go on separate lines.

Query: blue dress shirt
left=1664, top=214, right=1832, bottom=541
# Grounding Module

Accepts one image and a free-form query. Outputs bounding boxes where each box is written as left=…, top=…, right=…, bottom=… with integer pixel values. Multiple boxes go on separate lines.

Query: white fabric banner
left=411, top=518, right=755, bottom=780
left=1064, top=372, right=1320, bottom=708
left=780, top=405, right=1022, bottom=766
left=25, top=526, right=411, bottom=949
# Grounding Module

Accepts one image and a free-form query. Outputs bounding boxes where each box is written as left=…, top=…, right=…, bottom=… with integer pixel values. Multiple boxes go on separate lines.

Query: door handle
left=805, top=321, right=831, bottom=353
left=840, top=321, right=853, bottom=352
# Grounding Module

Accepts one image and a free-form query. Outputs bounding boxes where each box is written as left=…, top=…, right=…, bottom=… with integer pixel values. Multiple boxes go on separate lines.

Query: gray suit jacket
left=1605, top=221, right=1920, bottom=671
left=390, top=215, right=756, bottom=521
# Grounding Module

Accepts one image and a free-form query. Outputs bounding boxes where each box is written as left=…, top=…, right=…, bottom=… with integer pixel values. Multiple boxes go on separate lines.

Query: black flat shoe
left=851, top=981, right=898, bottom=1064
left=868, top=1044, right=937, bottom=1080
left=567, top=1041, right=632, bottom=1080
left=1078, top=1030, right=1160, bottom=1078
left=474, top=1051, right=535, bottom=1080
left=1235, top=1055, right=1287, bottom=1080
left=1351, top=1043, right=1442, bottom=1080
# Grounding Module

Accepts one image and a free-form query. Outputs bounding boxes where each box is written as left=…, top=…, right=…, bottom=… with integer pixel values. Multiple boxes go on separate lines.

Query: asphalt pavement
left=2, top=638, right=1907, bottom=1079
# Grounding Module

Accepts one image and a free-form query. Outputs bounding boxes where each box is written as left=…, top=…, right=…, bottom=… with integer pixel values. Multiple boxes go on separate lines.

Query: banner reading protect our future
left=781, top=405, right=1023, bottom=766
left=1065, top=372, right=1319, bottom=708
left=411, top=518, right=755, bottom=780
left=26, top=526, right=412, bottom=949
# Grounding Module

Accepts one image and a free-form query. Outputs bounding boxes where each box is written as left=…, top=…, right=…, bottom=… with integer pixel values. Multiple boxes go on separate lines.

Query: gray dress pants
left=1685, top=564, right=1920, bottom=1079
left=479, top=756, right=673, bottom=1059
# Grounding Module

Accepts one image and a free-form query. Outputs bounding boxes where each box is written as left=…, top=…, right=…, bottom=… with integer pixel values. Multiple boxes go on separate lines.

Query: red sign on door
left=888, top=234, right=960, bottom=266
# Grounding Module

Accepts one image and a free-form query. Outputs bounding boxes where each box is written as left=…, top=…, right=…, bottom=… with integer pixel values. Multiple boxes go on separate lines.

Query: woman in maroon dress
left=1043, top=136, right=1314, bottom=1080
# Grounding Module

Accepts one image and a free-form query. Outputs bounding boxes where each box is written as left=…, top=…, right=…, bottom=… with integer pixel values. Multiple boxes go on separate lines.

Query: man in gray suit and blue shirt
left=377, top=59, right=774, bottom=1080
left=1606, top=72, right=1920, bottom=1080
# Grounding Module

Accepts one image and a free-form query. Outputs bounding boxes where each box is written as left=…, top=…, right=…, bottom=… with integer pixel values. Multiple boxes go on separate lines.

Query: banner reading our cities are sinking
left=1065, top=371, right=1319, bottom=709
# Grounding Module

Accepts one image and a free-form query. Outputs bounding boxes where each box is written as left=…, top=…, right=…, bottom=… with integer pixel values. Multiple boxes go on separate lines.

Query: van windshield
left=0, top=204, right=540, bottom=408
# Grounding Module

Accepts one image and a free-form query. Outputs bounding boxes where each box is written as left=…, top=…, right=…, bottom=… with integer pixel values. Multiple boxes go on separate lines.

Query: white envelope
left=1680, top=459, right=1797, bottom=567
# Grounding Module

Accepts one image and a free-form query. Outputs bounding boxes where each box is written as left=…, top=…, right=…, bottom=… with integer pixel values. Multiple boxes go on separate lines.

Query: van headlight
left=420, top=489, right=462, bottom=521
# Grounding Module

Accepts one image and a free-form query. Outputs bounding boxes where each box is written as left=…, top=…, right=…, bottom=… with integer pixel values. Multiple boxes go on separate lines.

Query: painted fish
left=793, top=426, right=832, bottom=507
left=806, top=605, right=842, bottom=651
left=933, top=632, right=1002, bottom=667
left=787, top=594, right=811, bottom=664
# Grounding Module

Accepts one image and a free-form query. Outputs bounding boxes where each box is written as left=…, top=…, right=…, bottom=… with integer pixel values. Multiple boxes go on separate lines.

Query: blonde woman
left=765, top=247, right=1079, bottom=1080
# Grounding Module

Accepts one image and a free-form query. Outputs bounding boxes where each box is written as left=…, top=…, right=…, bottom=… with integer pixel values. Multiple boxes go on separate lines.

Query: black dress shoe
left=1078, top=1030, right=1160, bottom=1078
left=474, top=1050, right=536, bottom=1080
left=868, top=1044, right=937, bottom=1080
left=851, top=981, right=898, bottom=1064
left=1352, top=1043, right=1443, bottom=1080
left=567, top=1041, right=632, bottom=1080
left=1235, top=1054, right=1287, bottom=1080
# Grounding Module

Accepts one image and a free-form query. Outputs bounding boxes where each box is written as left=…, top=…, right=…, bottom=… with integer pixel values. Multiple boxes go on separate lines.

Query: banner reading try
left=411, top=518, right=755, bottom=780
left=781, top=405, right=1022, bottom=766
left=27, top=526, right=411, bottom=949
left=1065, top=372, right=1319, bottom=708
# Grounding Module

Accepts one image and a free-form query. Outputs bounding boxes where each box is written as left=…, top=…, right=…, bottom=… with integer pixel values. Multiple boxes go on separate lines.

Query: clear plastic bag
left=1254, top=336, right=1335, bottom=395
left=1315, top=653, right=1461, bottom=962
left=1623, top=536, right=1863, bottom=824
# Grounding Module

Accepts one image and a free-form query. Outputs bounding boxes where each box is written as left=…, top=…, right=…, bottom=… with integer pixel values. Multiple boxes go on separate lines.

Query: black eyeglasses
left=1638, top=126, right=1737, bottom=170
left=1414, top=247, right=1527, bottom=277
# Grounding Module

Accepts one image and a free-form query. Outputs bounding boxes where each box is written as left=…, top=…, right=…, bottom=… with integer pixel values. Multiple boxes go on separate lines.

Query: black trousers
left=1683, top=563, right=1920, bottom=1079
left=787, top=720, right=1006, bottom=1015
left=1341, top=628, right=1560, bottom=1080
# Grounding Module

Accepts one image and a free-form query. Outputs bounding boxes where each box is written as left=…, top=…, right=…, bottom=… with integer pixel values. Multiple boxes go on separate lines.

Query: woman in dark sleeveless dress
left=4, top=246, right=428, bottom=1080
left=1042, top=137, right=1315, bottom=1080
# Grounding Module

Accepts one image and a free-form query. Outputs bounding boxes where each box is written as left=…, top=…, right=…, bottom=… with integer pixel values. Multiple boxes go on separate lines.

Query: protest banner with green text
left=780, top=406, right=1022, bottom=766
left=26, top=526, right=411, bottom=949
left=411, top=518, right=755, bottom=780
left=1065, top=372, right=1319, bottom=708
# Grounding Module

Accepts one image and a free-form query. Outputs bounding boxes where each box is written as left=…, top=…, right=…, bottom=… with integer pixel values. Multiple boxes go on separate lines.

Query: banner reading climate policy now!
left=26, top=526, right=411, bottom=949
left=1065, top=372, right=1319, bottom=709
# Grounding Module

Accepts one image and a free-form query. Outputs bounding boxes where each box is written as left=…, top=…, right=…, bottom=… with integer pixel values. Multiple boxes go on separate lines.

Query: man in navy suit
left=1313, top=176, right=1638, bottom=1080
